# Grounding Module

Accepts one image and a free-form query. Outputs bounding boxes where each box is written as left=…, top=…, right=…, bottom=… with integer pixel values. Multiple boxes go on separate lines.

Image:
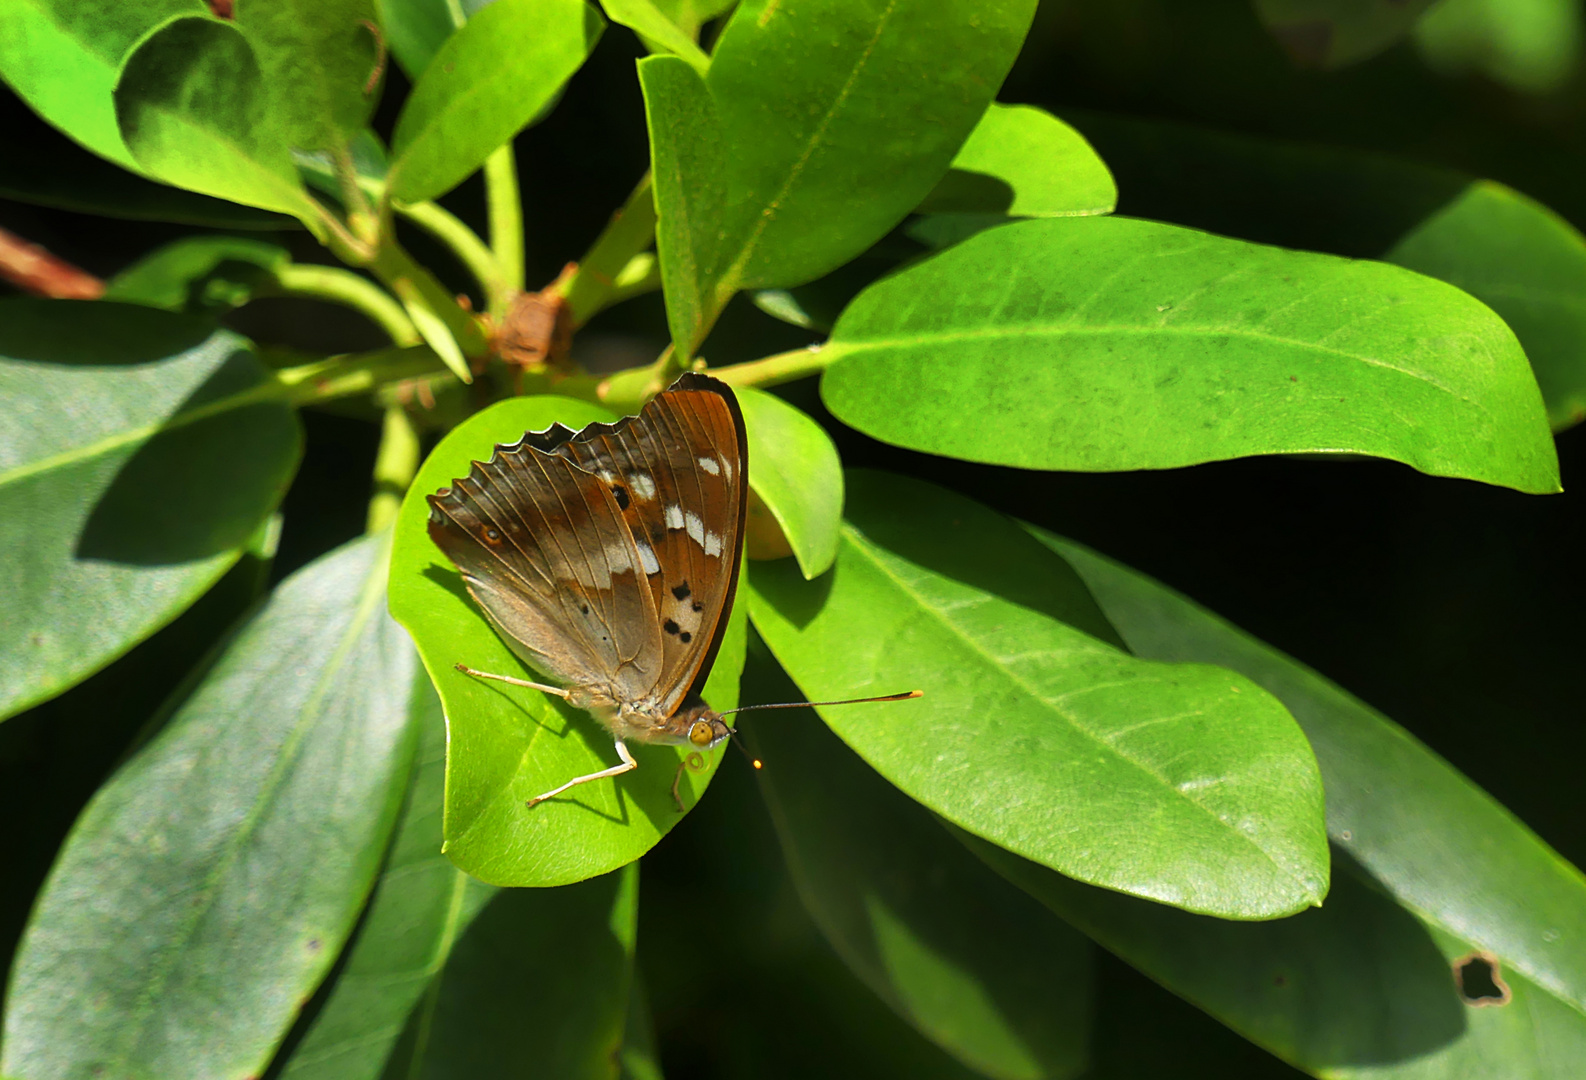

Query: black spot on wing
left=663, top=618, right=680, bottom=635
left=672, top=581, right=691, bottom=600
left=611, top=485, right=630, bottom=510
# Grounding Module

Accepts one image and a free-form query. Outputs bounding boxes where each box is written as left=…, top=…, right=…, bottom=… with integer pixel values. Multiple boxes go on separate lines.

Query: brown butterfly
left=426, top=372, right=917, bottom=809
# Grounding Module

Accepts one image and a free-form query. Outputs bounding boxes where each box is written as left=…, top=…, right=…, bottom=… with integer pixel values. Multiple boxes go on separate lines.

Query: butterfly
left=426, top=372, right=917, bottom=810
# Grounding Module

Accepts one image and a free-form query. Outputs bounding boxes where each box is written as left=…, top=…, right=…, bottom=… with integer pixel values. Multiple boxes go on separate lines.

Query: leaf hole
left=1453, top=951, right=1511, bottom=1007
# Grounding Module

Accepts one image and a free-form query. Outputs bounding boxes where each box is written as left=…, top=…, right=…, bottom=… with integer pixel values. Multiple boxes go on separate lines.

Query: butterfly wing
left=426, top=442, right=665, bottom=703
left=535, top=373, right=748, bottom=721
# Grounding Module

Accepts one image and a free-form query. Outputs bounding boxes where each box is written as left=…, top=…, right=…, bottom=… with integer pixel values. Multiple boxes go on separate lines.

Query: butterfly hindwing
left=426, top=373, right=746, bottom=727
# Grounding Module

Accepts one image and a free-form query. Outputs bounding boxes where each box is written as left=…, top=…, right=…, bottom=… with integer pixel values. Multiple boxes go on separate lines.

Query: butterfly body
left=426, top=373, right=747, bottom=803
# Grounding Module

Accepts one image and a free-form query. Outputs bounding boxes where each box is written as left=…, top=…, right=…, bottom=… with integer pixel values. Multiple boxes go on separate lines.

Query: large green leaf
left=917, top=102, right=1116, bottom=219
left=387, top=0, right=604, bottom=203
left=1038, top=531, right=1586, bottom=1027
left=114, top=16, right=322, bottom=222
left=1, top=533, right=421, bottom=1080
left=0, top=299, right=301, bottom=722
left=1252, top=0, right=1439, bottom=68
left=819, top=216, right=1560, bottom=494
left=746, top=470, right=1329, bottom=920
left=388, top=395, right=747, bottom=887
left=235, top=0, right=381, bottom=153
left=704, top=0, right=1036, bottom=290
left=738, top=386, right=842, bottom=579
left=0, top=0, right=199, bottom=169
left=745, top=640, right=1093, bottom=1080
left=1415, top=0, right=1582, bottom=93
left=1066, top=111, right=1586, bottom=432
left=276, top=675, right=496, bottom=1080
left=385, top=863, right=640, bottom=1080
left=639, top=54, right=729, bottom=360
left=375, top=0, right=493, bottom=78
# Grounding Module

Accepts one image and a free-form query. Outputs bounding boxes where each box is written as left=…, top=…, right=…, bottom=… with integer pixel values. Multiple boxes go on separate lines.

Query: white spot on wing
left=596, top=468, right=617, bottom=484
left=628, top=471, right=656, bottom=500
left=634, top=538, right=660, bottom=575
left=685, top=511, right=705, bottom=547
left=705, top=531, right=723, bottom=557
left=697, top=456, right=721, bottom=476
left=665, top=504, right=685, bottom=530
left=604, top=542, right=630, bottom=574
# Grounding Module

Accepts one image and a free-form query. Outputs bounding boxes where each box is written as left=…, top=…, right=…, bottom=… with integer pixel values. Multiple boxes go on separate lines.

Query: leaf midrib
left=109, top=540, right=392, bottom=1073
left=840, top=524, right=1315, bottom=898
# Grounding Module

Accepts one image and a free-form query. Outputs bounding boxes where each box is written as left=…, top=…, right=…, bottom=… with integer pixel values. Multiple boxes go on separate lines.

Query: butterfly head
left=672, top=700, right=734, bottom=750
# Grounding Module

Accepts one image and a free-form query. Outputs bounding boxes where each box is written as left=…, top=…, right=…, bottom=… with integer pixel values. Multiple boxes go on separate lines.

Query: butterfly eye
left=688, top=720, right=714, bottom=747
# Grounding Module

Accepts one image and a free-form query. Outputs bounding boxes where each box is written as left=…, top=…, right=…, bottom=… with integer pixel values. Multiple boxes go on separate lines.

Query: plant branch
left=270, top=264, right=420, bottom=346
left=560, top=174, right=658, bottom=325
left=369, top=228, right=490, bottom=383
left=711, top=344, right=832, bottom=389
left=366, top=405, right=421, bottom=534
left=395, top=200, right=506, bottom=312
left=0, top=226, right=104, bottom=299
left=484, top=144, right=525, bottom=308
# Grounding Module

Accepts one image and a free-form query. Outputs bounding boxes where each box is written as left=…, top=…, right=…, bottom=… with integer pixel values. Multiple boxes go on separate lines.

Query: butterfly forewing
left=426, top=373, right=746, bottom=728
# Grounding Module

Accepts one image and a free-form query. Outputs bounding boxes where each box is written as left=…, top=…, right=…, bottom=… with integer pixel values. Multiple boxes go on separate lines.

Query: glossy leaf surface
left=104, top=236, right=291, bottom=314
left=746, top=642, right=1093, bottom=1080
left=705, top=0, right=1036, bottom=289
left=389, top=863, right=639, bottom=1080
left=640, top=54, right=729, bottom=359
left=0, top=299, right=300, bottom=722
left=820, top=216, right=1559, bottom=494
left=277, top=675, right=496, bottom=1080
left=917, top=103, right=1116, bottom=219
left=114, top=17, right=320, bottom=221
left=1039, top=530, right=1586, bottom=1028
left=387, top=0, right=604, bottom=203
left=738, top=386, right=842, bottom=579
left=1, top=534, right=420, bottom=1080
left=747, top=470, right=1329, bottom=919
left=1068, top=111, right=1586, bottom=432
left=0, top=0, right=196, bottom=169
left=389, top=395, right=746, bottom=886
left=376, top=0, right=493, bottom=78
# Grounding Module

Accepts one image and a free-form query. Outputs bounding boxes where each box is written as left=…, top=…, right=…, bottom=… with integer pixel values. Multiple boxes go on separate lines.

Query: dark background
left=1, top=2, right=1579, bottom=1076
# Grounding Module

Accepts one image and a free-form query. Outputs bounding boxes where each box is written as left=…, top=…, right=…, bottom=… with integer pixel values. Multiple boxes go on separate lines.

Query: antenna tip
left=906, top=690, right=923, bottom=698
left=752, top=759, right=763, bottom=769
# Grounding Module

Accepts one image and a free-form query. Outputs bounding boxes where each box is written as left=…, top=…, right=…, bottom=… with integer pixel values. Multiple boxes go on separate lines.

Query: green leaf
left=618, top=976, right=666, bottom=1080
left=388, top=395, right=747, bottom=887
left=104, top=236, right=291, bottom=314
left=1415, top=0, right=1583, bottom=94
left=375, top=0, right=493, bottom=79
left=1252, top=0, right=1439, bottom=68
left=602, top=0, right=711, bottom=70
left=0, top=298, right=301, bottom=722
left=0, top=0, right=199, bottom=170
left=639, top=54, right=729, bottom=360
left=1066, top=111, right=1586, bottom=433
left=738, top=386, right=842, bottom=579
left=820, top=216, right=1561, bottom=494
left=295, top=126, right=389, bottom=201
left=1037, top=530, right=1586, bottom=1028
left=234, top=0, right=381, bottom=153
left=917, top=102, right=1116, bottom=219
left=277, top=675, right=497, bottom=1080
left=1385, top=182, right=1586, bottom=431
left=746, top=470, right=1329, bottom=920
left=963, top=826, right=1586, bottom=1079
left=704, top=0, right=1037, bottom=290
left=386, top=863, right=640, bottom=1079
left=114, top=16, right=322, bottom=222
left=649, top=0, right=735, bottom=38
left=1, top=533, right=421, bottom=1080
left=745, top=640, right=1094, bottom=1080
left=387, top=0, right=605, bottom=203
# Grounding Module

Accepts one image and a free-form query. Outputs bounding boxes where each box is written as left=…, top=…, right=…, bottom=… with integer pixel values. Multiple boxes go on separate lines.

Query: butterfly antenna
left=717, top=689, right=922, bottom=718
left=724, top=725, right=763, bottom=770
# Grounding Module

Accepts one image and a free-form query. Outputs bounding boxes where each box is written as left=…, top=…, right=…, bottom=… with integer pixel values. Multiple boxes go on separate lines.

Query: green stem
left=271, top=264, right=420, bottom=346
left=604, top=253, right=662, bottom=308
left=396, top=200, right=506, bottom=311
left=370, top=231, right=490, bottom=383
left=366, top=405, right=421, bottom=534
left=484, top=144, right=525, bottom=309
left=711, top=344, right=833, bottom=390
left=561, top=174, right=658, bottom=325
left=277, top=345, right=451, bottom=408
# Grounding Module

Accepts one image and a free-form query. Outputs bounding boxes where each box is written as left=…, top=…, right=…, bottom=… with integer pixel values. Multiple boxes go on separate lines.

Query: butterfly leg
left=455, top=663, right=570, bottom=698
left=669, top=751, right=707, bottom=813
left=527, top=737, right=637, bottom=807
